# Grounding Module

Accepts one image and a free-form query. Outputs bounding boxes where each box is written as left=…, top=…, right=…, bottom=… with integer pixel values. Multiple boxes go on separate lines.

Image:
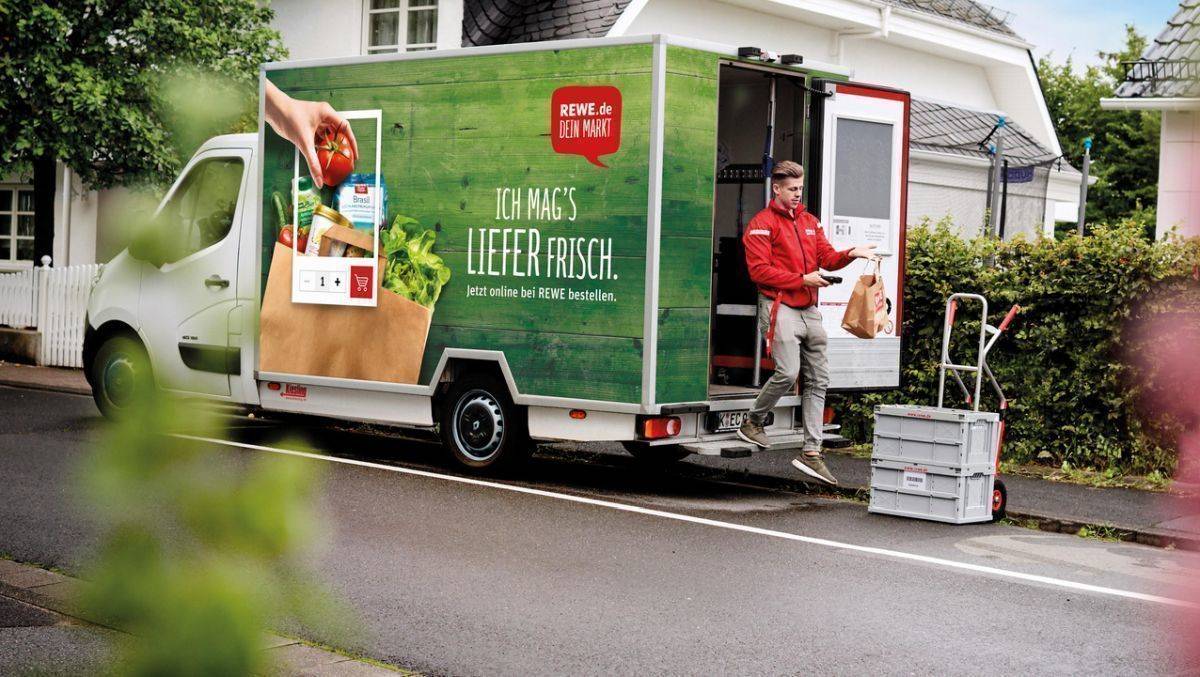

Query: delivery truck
left=83, top=34, right=910, bottom=471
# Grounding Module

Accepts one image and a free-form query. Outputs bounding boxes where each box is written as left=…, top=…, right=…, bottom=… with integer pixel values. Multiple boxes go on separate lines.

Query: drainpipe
left=1077, top=138, right=1091, bottom=235
left=831, top=5, right=890, bottom=63
left=59, top=164, right=72, bottom=266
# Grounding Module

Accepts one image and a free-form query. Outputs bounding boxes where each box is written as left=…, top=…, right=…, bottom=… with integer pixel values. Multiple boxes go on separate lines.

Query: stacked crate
left=868, top=404, right=1000, bottom=524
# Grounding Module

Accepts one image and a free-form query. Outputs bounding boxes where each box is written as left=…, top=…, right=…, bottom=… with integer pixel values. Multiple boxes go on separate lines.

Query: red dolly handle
left=947, top=299, right=959, bottom=326
left=998, top=304, right=1021, bottom=332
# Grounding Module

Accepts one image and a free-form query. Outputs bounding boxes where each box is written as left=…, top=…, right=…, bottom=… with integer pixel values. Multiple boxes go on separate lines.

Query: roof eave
left=854, top=0, right=1033, bottom=50
left=1100, top=97, right=1200, bottom=111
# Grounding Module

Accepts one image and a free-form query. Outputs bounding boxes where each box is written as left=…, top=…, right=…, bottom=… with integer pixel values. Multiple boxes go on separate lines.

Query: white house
left=5, top=0, right=1084, bottom=271
left=1101, top=1, right=1199, bottom=240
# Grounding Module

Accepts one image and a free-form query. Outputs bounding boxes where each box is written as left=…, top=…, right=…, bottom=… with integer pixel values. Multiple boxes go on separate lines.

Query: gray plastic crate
left=868, top=459, right=994, bottom=524
left=873, top=404, right=999, bottom=473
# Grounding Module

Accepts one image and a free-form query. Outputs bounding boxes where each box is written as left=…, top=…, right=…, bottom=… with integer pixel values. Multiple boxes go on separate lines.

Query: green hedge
left=833, top=218, right=1200, bottom=475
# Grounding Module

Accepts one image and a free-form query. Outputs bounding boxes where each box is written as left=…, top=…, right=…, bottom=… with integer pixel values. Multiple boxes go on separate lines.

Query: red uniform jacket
left=743, top=201, right=854, bottom=308
left=743, top=201, right=854, bottom=354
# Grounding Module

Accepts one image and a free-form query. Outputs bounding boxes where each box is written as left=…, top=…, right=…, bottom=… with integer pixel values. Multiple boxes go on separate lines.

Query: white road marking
left=174, top=434, right=1197, bottom=610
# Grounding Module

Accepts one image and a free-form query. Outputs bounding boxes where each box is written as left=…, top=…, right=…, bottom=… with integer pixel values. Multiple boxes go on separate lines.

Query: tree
left=1038, top=26, right=1160, bottom=228
left=0, top=1, right=286, bottom=260
left=1, top=1, right=287, bottom=188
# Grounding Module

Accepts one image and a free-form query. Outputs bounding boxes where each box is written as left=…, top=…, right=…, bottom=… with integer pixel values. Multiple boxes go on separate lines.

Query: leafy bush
left=834, top=217, right=1200, bottom=475
left=81, top=395, right=350, bottom=675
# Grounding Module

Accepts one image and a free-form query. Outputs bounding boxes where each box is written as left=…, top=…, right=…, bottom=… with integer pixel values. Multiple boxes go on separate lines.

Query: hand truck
left=938, top=293, right=1021, bottom=520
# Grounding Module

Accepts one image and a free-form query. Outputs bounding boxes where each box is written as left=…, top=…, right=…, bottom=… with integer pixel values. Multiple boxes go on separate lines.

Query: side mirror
left=128, top=221, right=173, bottom=267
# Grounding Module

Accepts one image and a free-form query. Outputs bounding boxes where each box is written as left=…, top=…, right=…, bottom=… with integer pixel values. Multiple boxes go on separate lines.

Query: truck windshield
left=156, top=157, right=244, bottom=263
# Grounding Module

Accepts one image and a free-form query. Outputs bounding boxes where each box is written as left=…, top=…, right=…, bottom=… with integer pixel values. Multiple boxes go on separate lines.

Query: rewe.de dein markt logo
left=550, top=85, right=622, bottom=167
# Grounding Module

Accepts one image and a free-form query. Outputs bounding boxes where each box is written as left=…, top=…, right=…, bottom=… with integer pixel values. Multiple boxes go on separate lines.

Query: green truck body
left=260, top=36, right=864, bottom=414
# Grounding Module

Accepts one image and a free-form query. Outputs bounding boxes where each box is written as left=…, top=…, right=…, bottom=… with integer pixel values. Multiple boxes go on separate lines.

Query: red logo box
left=551, top=85, right=622, bottom=167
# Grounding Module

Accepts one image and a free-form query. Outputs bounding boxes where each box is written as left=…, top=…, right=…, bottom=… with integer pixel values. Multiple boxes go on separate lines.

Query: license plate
left=706, top=410, right=773, bottom=433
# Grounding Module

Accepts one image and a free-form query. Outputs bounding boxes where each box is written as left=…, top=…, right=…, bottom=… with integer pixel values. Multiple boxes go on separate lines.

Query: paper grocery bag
left=259, top=243, right=432, bottom=384
left=841, top=260, right=889, bottom=339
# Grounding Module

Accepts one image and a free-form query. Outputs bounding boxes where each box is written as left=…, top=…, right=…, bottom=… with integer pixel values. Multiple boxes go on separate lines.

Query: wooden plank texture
left=419, top=325, right=642, bottom=403
left=262, top=45, right=656, bottom=403
left=655, top=46, right=719, bottom=403
left=655, top=307, right=710, bottom=404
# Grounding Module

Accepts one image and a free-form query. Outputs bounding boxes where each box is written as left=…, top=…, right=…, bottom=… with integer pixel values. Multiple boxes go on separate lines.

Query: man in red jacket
left=736, top=161, right=878, bottom=485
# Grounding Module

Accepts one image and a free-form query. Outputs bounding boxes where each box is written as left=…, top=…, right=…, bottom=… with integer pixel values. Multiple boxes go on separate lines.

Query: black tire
left=439, top=374, right=530, bottom=472
left=89, top=333, right=154, bottom=420
left=991, top=478, right=1008, bottom=522
left=622, top=441, right=690, bottom=465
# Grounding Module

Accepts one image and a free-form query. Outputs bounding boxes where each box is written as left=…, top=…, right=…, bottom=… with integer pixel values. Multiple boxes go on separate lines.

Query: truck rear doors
left=810, top=81, right=909, bottom=390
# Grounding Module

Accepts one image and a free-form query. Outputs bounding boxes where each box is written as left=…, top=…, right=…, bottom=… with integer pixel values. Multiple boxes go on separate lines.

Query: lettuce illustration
left=380, top=214, right=451, bottom=309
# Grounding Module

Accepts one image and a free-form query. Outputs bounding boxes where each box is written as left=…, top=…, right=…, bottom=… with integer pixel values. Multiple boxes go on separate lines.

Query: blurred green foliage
left=833, top=216, right=1200, bottom=475
left=80, top=393, right=343, bottom=675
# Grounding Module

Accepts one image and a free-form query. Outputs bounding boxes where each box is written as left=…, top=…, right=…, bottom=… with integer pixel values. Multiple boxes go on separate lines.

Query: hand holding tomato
left=263, top=82, right=359, bottom=188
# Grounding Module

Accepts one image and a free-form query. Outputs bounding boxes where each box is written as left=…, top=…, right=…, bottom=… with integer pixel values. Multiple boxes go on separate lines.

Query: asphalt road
left=2, top=385, right=1199, bottom=675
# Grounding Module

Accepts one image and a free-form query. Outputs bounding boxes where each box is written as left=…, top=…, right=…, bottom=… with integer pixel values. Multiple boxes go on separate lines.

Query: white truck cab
left=86, top=134, right=260, bottom=411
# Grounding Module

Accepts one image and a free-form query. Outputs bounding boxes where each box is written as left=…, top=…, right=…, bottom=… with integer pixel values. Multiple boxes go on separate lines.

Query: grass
left=1075, top=524, right=1133, bottom=542
left=841, top=444, right=873, bottom=460
left=0, top=552, right=70, bottom=576
left=997, top=516, right=1041, bottom=530
left=998, top=460, right=1174, bottom=493
left=277, top=633, right=418, bottom=675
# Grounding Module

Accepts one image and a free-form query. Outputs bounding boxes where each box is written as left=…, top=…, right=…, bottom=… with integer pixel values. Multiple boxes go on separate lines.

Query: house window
left=0, top=187, right=35, bottom=263
left=366, top=0, right=438, bottom=54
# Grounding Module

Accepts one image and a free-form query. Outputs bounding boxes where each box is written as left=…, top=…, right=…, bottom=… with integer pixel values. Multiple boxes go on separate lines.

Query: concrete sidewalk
left=0, top=362, right=90, bottom=396
left=0, top=558, right=411, bottom=675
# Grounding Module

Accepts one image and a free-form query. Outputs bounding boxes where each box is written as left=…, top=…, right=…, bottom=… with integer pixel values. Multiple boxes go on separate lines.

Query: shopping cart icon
left=349, top=265, right=374, bottom=299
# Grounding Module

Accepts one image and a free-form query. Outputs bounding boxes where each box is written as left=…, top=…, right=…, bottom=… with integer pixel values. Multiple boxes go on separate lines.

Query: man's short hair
left=771, top=161, right=804, bottom=184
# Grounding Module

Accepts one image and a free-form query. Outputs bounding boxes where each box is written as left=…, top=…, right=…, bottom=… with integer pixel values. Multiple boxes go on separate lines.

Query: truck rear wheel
left=439, top=374, right=530, bottom=472
left=90, top=334, right=153, bottom=420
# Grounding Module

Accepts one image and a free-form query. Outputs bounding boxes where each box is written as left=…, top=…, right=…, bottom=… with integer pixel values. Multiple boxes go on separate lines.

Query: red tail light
left=638, top=416, right=681, bottom=440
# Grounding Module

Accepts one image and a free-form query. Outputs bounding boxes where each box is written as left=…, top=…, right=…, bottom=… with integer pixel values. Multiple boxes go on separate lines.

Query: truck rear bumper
left=529, top=399, right=800, bottom=445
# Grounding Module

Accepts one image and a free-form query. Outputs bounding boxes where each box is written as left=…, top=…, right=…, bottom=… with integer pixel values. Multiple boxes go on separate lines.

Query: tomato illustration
left=316, top=128, right=354, bottom=187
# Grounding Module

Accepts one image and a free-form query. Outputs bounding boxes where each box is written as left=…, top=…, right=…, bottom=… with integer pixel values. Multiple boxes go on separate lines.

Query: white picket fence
left=0, top=268, right=37, bottom=329
left=0, top=261, right=102, bottom=368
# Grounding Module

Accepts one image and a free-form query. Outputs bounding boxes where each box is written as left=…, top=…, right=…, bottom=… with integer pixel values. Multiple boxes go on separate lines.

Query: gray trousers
left=748, top=296, right=830, bottom=452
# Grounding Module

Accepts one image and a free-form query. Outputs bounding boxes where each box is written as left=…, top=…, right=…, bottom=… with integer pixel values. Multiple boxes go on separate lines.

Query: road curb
left=0, top=377, right=92, bottom=397
left=0, top=558, right=412, bottom=675
left=998, top=509, right=1200, bottom=551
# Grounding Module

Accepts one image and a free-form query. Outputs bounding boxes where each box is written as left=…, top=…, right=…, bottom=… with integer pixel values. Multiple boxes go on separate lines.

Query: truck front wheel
left=90, top=333, right=153, bottom=420
left=439, top=374, right=530, bottom=472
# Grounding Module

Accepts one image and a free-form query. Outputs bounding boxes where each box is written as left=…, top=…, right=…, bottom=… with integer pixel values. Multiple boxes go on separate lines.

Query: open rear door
left=809, top=81, right=910, bottom=390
